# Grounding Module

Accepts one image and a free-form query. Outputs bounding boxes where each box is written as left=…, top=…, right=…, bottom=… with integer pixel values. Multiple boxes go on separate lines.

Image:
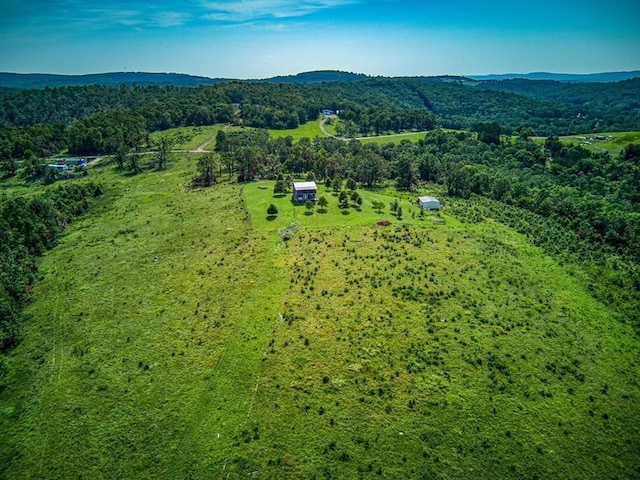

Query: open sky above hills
left=1, top=0, right=639, bottom=78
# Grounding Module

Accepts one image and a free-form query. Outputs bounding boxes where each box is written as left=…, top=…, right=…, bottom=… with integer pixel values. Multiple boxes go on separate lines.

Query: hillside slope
left=0, top=156, right=638, bottom=479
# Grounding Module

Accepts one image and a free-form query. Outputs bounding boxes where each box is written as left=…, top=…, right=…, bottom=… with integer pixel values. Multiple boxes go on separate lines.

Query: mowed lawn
left=1, top=161, right=638, bottom=479
left=559, top=131, right=640, bottom=156
left=268, top=120, right=325, bottom=141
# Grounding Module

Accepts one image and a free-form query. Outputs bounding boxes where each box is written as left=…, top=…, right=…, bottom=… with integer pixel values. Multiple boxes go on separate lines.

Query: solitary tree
left=317, top=196, right=328, bottom=212
left=155, top=137, right=173, bottom=171
left=372, top=201, right=385, bottom=214
left=267, top=203, right=278, bottom=217
left=332, top=174, right=343, bottom=192
left=127, top=153, right=141, bottom=173
left=114, top=144, right=128, bottom=170
left=305, top=199, right=314, bottom=214
left=339, top=190, right=349, bottom=208
left=274, top=178, right=285, bottom=195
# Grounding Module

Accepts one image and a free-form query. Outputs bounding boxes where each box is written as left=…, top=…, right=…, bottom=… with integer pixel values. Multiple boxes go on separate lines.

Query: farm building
left=322, top=109, right=335, bottom=116
left=418, top=196, right=441, bottom=210
left=292, top=181, right=317, bottom=202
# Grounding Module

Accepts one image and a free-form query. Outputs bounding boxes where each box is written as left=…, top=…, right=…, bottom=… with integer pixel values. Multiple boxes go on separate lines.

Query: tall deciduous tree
left=195, top=153, right=217, bottom=187
left=155, top=137, right=173, bottom=171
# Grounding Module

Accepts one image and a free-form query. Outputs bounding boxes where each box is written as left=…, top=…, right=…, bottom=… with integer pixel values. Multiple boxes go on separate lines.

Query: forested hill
left=0, top=70, right=369, bottom=90
left=475, top=78, right=640, bottom=120
left=471, top=71, right=640, bottom=82
left=263, top=70, right=369, bottom=84
left=0, top=72, right=228, bottom=90
left=1, top=76, right=639, bottom=139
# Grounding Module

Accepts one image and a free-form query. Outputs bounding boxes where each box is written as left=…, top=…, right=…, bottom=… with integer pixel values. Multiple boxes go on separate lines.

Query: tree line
left=1, top=77, right=638, bottom=171
left=0, top=181, right=103, bottom=384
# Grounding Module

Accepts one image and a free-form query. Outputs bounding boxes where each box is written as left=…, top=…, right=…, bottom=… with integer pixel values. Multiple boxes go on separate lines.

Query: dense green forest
left=0, top=77, right=638, bottom=163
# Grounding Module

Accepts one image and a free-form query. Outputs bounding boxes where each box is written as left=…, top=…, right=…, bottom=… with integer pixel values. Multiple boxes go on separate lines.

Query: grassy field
left=149, top=125, right=229, bottom=151
left=558, top=131, right=640, bottom=156
left=360, top=131, right=430, bottom=145
left=1, top=161, right=638, bottom=479
left=268, top=120, right=325, bottom=141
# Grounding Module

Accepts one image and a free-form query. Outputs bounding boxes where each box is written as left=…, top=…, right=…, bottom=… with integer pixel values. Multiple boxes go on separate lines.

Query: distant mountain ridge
left=262, top=70, right=369, bottom=84
left=470, top=71, right=640, bottom=82
left=0, top=69, right=638, bottom=91
left=0, top=72, right=229, bottom=89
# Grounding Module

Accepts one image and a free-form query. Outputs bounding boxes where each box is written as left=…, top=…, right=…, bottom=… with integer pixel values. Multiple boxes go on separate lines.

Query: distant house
left=322, top=109, right=334, bottom=116
left=418, top=195, right=440, bottom=210
left=64, top=157, right=86, bottom=166
left=292, top=181, right=317, bottom=202
left=46, top=164, right=69, bottom=173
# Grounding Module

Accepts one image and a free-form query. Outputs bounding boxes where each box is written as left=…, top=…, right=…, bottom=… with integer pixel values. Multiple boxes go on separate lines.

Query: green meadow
left=0, top=154, right=638, bottom=479
left=360, top=131, right=430, bottom=145
left=268, top=120, right=325, bottom=141
left=149, top=125, right=229, bottom=150
left=559, top=131, right=640, bottom=156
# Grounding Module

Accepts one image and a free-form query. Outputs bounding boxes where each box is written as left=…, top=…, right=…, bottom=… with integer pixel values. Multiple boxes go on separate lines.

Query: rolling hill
left=470, top=71, right=640, bottom=82
left=1, top=69, right=638, bottom=91
left=0, top=154, right=638, bottom=479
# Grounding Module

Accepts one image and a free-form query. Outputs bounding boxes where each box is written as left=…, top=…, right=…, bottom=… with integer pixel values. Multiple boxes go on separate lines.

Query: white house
left=292, top=181, right=318, bottom=202
left=418, top=195, right=440, bottom=210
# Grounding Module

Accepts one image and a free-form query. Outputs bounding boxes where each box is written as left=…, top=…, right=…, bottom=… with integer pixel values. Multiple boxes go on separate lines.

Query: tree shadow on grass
left=341, top=209, right=351, bottom=215
left=266, top=215, right=278, bottom=221
left=317, top=208, right=328, bottom=214
left=304, top=211, right=314, bottom=216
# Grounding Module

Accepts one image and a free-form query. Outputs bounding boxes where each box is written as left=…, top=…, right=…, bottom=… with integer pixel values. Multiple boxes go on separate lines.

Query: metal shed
left=418, top=195, right=440, bottom=210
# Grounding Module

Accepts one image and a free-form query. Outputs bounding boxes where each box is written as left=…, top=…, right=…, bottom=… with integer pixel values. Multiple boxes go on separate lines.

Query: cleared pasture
left=559, top=131, right=640, bottom=156
left=0, top=158, right=638, bottom=479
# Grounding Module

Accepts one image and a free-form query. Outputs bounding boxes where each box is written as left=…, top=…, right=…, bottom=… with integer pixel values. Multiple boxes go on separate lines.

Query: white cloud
left=152, top=11, right=191, bottom=27
left=202, top=0, right=361, bottom=22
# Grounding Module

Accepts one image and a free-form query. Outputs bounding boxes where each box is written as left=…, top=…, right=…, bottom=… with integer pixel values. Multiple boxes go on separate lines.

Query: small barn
left=292, top=181, right=317, bottom=202
left=418, top=195, right=440, bottom=210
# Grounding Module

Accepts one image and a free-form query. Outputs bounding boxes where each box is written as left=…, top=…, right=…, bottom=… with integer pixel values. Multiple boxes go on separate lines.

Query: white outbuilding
left=418, top=195, right=440, bottom=210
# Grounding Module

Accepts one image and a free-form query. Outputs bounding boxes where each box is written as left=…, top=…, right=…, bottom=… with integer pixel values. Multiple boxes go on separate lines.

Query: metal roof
left=293, top=181, right=318, bottom=190
left=418, top=196, right=439, bottom=203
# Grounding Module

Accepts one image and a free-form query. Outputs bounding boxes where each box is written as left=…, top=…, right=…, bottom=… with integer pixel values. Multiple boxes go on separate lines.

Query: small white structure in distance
left=418, top=195, right=441, bottom=210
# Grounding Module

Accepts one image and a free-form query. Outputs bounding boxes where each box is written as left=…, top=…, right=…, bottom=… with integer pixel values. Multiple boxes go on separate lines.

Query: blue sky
left=1, top=0, right=639, bottom=77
